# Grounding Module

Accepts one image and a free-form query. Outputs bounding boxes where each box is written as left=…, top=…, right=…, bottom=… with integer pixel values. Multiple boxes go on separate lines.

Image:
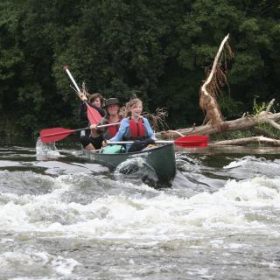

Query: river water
left=1, top=142, right=280, bottom=280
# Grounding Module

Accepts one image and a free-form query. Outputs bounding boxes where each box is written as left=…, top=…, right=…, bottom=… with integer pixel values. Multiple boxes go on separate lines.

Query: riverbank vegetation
left=157, top=34, right=280, bottom=146
left=0, top=1, right=279, bottom=143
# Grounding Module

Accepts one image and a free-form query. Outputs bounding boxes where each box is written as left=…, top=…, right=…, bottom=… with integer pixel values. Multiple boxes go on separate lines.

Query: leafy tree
left=0, top=0, right=279, bottom=139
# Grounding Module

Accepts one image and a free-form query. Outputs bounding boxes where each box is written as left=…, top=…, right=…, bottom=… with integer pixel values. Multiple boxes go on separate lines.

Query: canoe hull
left=83, top=144, right=176, bottom=186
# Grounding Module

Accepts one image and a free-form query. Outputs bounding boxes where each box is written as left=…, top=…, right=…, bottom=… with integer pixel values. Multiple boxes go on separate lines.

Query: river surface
left=1, top=142, right=280, bottom=280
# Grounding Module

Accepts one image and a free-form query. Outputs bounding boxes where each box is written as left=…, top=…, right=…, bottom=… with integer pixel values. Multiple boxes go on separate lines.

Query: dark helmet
left=104, top=98, right=120, bottom=107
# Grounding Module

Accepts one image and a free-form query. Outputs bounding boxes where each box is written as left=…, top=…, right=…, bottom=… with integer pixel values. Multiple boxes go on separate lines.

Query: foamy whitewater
left=0, top=145, right=280, bottom=279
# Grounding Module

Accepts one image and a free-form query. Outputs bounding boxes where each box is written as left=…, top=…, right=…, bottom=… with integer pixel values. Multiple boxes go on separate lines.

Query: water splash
left=35, top=138, right=60, bottom=160
left=114, top=157, right=158, bottom=186
left=0, top=249, right=80, bottom=278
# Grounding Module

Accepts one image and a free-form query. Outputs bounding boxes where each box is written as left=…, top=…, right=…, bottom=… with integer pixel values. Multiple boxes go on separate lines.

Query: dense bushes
left=0, top=0, right=279, bottom=136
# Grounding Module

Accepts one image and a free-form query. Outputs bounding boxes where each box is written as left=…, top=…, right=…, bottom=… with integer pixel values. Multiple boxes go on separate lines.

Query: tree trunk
left=156, top=111, right=280, bottom=146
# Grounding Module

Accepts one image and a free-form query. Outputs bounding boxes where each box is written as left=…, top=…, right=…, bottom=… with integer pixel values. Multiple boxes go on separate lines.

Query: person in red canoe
left=109, top=97, right=155, bottom=152
left=79, top=92, right=106, bottom=150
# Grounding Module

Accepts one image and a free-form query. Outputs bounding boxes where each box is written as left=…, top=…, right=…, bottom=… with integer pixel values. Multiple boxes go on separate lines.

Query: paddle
left=40, top=123, right=120, bottom=143
left=64, top=65, right=102, bottom=124
left=107, top=135, right=209, bottom=148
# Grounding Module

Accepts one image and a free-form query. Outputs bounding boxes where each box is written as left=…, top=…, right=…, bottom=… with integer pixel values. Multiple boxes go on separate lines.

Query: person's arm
left=80, top=102, right=88, bottom=122
left=96, top=118, right=108, bottom=134
left=109, top=118, right=128, bottom=142
left=143, top=117, right=154, bottom=138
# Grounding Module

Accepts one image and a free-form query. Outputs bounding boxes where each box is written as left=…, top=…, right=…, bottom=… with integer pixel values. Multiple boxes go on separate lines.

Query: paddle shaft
left=107, top=135, right=208, bottom=147
left=107, top=140, right=171, bottom=145
left=48, top=122, right=120, bottom=136
left=64, top=65, right=103, bottom=124
left=64, top=66, right=81, bottom=93
left=41, top=122, right=120, bottom=139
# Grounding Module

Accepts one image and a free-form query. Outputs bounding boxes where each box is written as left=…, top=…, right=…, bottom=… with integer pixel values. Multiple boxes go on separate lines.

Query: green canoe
left=83, top=143, right=176, bottom=187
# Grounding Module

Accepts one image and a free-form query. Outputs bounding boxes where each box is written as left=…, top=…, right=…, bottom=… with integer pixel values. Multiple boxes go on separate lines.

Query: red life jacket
left=129, top=118, right=146, bottom=139
left=104, top=116, right=122, bottom=139
left=107, top=125, right=118, bottom=138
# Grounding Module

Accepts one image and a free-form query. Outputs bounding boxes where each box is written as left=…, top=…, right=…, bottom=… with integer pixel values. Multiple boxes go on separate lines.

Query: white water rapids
left=0, top=145, right=280, bottom=279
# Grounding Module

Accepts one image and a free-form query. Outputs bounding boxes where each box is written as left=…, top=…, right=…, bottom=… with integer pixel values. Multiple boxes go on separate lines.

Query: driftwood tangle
left=156, top=34, right=280, bottom=147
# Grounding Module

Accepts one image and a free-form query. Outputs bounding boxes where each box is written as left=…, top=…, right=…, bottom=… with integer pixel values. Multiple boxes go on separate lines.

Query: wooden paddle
left=64, top=65, right=102, bottom=124
left=40, top=123, right=120, bottom=143
left=107, top=135, right=209, bottom=148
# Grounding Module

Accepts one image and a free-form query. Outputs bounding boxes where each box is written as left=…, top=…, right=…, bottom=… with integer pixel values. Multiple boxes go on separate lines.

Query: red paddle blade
left=86, top=103, right=102, bottom=125
left=175, top=135, right=208, bottom=147
left=40, top=127, right=75, bottom=143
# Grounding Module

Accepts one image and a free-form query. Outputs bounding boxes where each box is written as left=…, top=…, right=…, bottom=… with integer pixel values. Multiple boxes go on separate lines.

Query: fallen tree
left=156, top=108, right=280, bottom=141
left=156, top=34, right=280, bottom=147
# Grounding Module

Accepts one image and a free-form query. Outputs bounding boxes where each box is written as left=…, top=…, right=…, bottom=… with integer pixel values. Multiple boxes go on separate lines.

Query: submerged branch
left=211, top=136, right=280, bottom=147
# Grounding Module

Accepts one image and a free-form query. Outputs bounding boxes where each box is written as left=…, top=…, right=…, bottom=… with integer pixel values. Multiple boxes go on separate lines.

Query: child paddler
left=109, top=98, right=155, bottom=152
left=79, top=92, right=106, bottom=150
left=93, top=98, right=122, bottom=140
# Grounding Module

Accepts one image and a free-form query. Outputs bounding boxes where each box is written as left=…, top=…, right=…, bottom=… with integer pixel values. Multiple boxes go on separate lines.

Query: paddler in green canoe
left=79, top=92, right=106, bottom=150
left=108, top=97, right=155, bottom=152
left=94, top=97, right=123, bottom=139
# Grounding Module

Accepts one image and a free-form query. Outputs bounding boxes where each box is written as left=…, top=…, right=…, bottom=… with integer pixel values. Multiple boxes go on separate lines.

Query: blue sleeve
left=143, top=118, right=154, bottom=138
left=110, top=118, right=129, bottom=142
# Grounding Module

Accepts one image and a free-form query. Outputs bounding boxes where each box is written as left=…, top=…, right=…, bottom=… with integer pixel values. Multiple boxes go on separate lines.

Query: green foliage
left=210, top=129, right=255, bottom=141
left=252, top=97, right=267, bottom=115
left=218, top=95, right=244, bottom=119
left=0, top=0, right=279, bottom=138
